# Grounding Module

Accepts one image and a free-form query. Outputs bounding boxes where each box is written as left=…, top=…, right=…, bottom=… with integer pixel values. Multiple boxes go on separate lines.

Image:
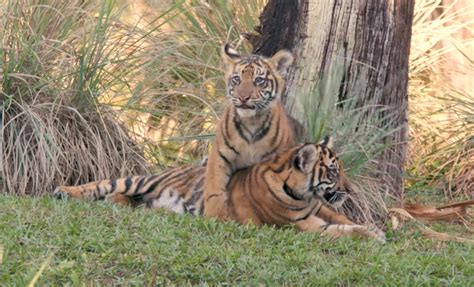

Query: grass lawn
left=0, top=194, right=472, bottom=285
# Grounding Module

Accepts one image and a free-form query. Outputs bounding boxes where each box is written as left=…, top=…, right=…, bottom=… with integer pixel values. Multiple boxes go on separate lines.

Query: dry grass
left=1, top=103, right=149, bottom=195
left=408, top=0, right=474, bottom=199
left=0, top=0, right=150, bottom=195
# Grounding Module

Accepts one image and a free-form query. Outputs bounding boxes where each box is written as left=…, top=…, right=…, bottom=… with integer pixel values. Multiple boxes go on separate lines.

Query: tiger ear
left=222, top=43, right=241, bottom=65
left=293, top=144, right=318, bottom=173
left=269, top=50, right=293, bottom=76
left=319, top=136, right=334, bottom=149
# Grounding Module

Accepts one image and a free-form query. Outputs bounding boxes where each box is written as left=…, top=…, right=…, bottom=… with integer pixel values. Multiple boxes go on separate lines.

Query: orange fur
left=203, top=45, right=297, bottom=219
left=54, top=142, right=385, bottom=242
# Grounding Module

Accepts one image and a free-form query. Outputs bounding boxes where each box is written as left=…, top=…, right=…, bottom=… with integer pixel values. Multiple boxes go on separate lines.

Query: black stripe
left=194, top=176, right=205, bottom=191
left=94, top=186, right=101, bottom=200
left=312, top=201, right=324, bottom=217
left=226, top=176, right=236, bottom=218
left=192, top=190, right=204, bottom=216
left=245, top=169, right=270, bottom=223
left=263, top=69, right=269, bottom=81
left=296, top=201, right=323, bottom=221
left=233, top=114, right=250, bottom=143
left=262, top=146, right=280, bottom=161
left=283, top=182, right=304, bottom=201
left=155, top=166, right=196, bottom=188
left=183, top=177, right=204, bottom=206
left=161, top=168, right=202, bottom=192
left=261, top=171, right=307, bottom=211
left=109, top=180, right=117, bottom=193
left=141, top=167, right=192, bottom=196
left=145, top=188, right=168, bottom=208
left=328, top=149, right=334, bottom=158
left=172, top=194, right=182, bottom=205
left=265, top=80, right=274, bottom=99
left=308, top=161, right=317, bottom=194
left=321, top=223, right=330, bottom=231
left=199, top=201, right=205, bottom=215
left=246, top=168, right=296, bottom=223
left=252, top=113, right=272, bottom=142
left=264, top=200, right=299, bottom=222
left=186, top=189, right=203, bottom=207
left=223, top=111, right=240, bottom=155
left=123, top=176, right=133, bottom=195
left=131, top=176, right=146, bottom=195
left=142, top=166, right=178, bottom=187
left=315, top=180, right=336, bottom=187
left=255, top=113, right=271, bottom=134
left=273, top=77, right=279, bottom=97
left=223, top=134, right=239, bottom=155
left=206, top=193, right=221, bottom=201
left=281, top=171, right=305, bottom=202
left=227, top=191, right=239, bottom=220
left=142, top=174, right=160, bottom=186
left=237, top=59, right=248, bottom=65
left=218, top=151, right=232, bottom=169
left=268, top=114, right=281, bottom=146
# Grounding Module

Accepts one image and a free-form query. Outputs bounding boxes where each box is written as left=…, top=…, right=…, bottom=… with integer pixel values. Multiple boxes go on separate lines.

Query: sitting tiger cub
left=54, top=138, right=386, bottom=243
left=203, top=45, right=298, bottom=220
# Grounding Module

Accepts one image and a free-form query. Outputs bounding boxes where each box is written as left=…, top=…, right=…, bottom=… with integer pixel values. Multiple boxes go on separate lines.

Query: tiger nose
left=239, top=95, right=251, bottom=103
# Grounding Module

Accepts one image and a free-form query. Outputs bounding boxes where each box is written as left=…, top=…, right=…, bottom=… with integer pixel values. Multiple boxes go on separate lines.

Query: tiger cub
left=204, top=45, right=297, bottom=220
left=54, top=139, right=386, bottom=243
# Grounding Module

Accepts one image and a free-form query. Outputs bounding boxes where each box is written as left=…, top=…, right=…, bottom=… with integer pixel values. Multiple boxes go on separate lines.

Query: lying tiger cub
left=54, top=139, right=386, bottom=243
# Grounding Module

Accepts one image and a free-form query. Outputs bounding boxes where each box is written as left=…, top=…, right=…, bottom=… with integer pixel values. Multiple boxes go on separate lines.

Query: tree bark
left=249, top=0, right=414, bottom=199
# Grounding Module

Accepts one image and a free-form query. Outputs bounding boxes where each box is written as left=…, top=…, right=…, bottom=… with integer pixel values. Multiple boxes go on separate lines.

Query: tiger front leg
left=202, top=147, right=235, bottom=220
left=316, top=205, right=355, bottom=225
left=296, top=215, right=386, bottom=243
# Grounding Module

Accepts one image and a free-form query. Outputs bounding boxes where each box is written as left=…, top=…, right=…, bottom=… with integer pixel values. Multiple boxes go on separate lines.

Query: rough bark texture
left=246, top=0, right=302, bottom=57
left=250, top=0, right=414, bottom=199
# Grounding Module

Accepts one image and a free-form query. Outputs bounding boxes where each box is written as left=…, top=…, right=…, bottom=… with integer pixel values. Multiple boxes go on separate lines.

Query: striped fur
left=203, top=45, right=297, bottom=220
left=55, top=164, right=206, bottom=215
left=54, top=142, right=386, bottom=243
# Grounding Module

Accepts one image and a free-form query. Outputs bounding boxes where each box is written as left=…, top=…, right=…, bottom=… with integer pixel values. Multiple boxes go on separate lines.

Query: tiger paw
left=365, top=225, right=387, bottom=244
left=354, top=225, right=386, bottom=243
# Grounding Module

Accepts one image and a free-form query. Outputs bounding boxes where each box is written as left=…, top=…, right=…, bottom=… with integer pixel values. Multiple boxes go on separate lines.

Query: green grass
left=1, top=195, right=472, bottom=285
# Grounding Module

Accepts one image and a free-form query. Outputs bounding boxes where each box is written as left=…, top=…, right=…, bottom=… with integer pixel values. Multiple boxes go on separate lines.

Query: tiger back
left=203, top=45, right=297, bottom=220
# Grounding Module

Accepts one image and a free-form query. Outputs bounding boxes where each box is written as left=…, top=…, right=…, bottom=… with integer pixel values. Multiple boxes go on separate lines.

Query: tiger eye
left=232, top=75, right=241, bottom=84
left=254, top=77, right=266, bottom=86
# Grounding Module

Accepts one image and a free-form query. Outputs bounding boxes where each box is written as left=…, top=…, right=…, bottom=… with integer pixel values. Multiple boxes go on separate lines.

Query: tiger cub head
left=312, top=136, right=352, bottom=207
left=222, top=44, right=293, bottom=117
left=266, top=137, right=352, bottom=207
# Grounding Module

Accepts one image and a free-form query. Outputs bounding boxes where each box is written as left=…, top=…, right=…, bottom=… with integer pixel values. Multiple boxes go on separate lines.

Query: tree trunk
left=249, top=0, right=414, bottom=200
